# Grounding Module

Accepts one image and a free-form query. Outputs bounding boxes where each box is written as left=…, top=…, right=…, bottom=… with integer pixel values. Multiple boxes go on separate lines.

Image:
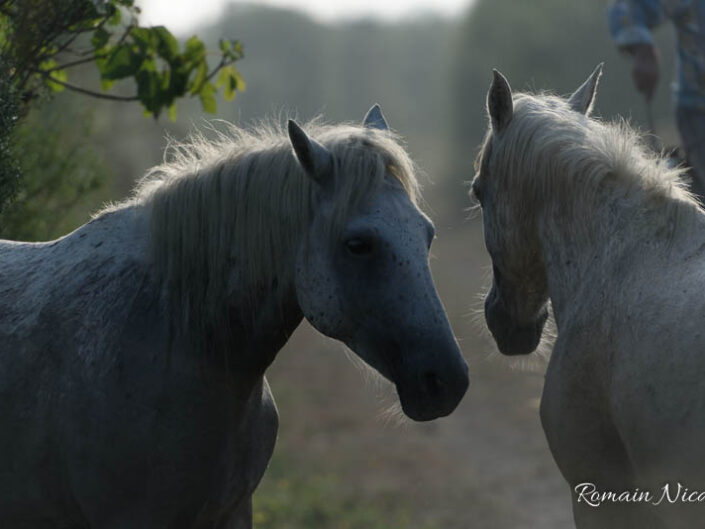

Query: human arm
left=608, top=0, right=665, bottom=99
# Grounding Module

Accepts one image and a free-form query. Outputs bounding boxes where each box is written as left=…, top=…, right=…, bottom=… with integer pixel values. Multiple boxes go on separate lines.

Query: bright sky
left=138, top=0, right=474, bottom=35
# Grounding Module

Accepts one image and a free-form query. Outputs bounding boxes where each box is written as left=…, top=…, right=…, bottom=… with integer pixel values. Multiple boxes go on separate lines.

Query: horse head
left=473, top=66, right=603, bottom=355
left=288, top=106, right=469, bottom=421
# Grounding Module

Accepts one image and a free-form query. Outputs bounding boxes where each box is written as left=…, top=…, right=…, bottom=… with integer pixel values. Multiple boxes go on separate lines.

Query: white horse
left=0, top=106, right=468, bottom=529
left=474, top=66, right=705, bottom=528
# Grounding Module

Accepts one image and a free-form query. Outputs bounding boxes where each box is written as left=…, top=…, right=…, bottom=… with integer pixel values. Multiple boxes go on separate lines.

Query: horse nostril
left=423, top=371, right=444, bottom=398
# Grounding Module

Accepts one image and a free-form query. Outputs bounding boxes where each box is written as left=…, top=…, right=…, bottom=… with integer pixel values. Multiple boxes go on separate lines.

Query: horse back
left=0, top=208, right=154, bottom=524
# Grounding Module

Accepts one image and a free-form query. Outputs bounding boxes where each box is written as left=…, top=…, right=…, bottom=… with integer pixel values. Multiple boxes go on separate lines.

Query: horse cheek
left=294, top=252, right=346, bottom=339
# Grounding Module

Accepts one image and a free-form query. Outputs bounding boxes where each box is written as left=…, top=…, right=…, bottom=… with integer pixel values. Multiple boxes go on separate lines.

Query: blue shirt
left=609, top=0, right=705, bottom=109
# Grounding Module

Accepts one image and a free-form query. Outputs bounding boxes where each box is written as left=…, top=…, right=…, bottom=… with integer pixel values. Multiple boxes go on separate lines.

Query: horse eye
left=345, top=237, right=374, bottom=256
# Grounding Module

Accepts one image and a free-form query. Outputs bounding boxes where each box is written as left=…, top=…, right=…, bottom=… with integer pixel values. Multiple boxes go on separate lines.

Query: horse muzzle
left=395, top=343, right=469, bottom=421
left=485, top=290, right=548, bottom=356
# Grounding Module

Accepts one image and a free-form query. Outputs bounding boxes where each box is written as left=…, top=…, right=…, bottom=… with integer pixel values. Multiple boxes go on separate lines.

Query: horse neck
left=231, top=273, right=304, bottom=374
left=219, top=213, right=308, bottom=373
left=537, top=185, right=702, bottom=327
left=147, top=211, right=307, bottom=380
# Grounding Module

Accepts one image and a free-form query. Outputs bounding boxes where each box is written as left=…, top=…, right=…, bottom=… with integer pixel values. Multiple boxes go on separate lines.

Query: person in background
left=608, top=0, right=705, bottom=199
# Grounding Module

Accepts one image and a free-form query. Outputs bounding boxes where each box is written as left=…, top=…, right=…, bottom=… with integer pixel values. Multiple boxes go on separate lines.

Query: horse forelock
left=98, top=117, right=420, bottom=353
left=480, top=91, right=701, bottom=224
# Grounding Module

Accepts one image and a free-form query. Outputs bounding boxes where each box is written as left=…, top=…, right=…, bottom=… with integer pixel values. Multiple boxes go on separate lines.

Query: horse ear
left=487, top=69, right=513, bottom=132
left=568, top=63, right=603, bottom=116
left=287, top=120, right=333, bottom=184
left=363, top=104, right=389, bottom=130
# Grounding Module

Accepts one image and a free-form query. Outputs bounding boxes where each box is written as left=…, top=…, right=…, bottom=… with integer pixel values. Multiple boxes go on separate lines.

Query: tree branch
left=34, top=71, right=139, bottom=101
left=204, top=55, right=229, bottom=84
left=45, top=53, right=106, bottom=72
left=43, top=32, right=81, bottom=60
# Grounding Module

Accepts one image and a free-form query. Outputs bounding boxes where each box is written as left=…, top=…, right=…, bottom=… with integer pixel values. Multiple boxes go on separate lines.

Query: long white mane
left=478, top=92, right=702, bottom=230
left=102, top=119, right=420, bottom=350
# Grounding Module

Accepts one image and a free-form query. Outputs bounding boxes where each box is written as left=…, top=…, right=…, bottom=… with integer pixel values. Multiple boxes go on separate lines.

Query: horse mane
left=478, top=91, right=702, bottom=232
left=101, top=118, right=419, bottom=352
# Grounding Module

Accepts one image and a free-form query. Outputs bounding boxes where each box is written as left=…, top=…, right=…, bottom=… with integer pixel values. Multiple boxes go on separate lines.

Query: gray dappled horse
left=0, top=106, right=468, bottom=529
left=474, top=66, right=705, bottom=528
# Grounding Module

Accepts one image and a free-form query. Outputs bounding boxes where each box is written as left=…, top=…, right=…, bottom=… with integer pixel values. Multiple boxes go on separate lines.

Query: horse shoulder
left=551, top=249, right=705, bottom=488
left=607, top=261, right=705, bottom=476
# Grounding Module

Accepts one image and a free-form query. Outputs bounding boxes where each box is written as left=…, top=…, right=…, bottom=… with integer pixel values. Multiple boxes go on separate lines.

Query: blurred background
left=0, top=0, right=680, bottom=527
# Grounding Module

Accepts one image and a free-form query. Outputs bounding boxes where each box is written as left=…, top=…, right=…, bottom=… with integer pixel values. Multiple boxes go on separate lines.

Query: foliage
left=0, top=103, right=111, bottom=241
left=0, top=71, right=20, bottom=215
left=0, top=0, right=245, bottom=221
left=0, top=0, right=244, bottom=119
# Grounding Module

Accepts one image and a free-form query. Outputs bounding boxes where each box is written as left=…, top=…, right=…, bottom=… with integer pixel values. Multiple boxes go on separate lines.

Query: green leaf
left=232, top=68, right=246, bottom=92
left=68, top=13, right=102, bottom=32
left=218, top=39, right=244, bottom=61
left=46, top=69, right=67, bottom=92
left=136, top=69, right=158, bottom=98
left=136, top=68, right=161, bottom=116
left=140, top=57, right=157, bottom=73
left=190, top=61, right=208, bottom=95
left=159, top=68, right=171, bottom=91
left=184, top=36, right=206, bottom=63
left=130, top=27, right=157, bottom=50
left=198, top=82, right=217, bottom=113
left=154, top=26, right=179, bottom=62
left=100, top=45, right=141, bottom=80
left=216, top=65, right=243, bottom=101
left=227, top=40, right=245, bottom=60
left=38, top=58, right=58, bottom=71
left=108, top=7, right=122, bottom=26
left=92, top=27, right=110, bottom=50
left=169, top=70, right=189, bottom=97
left=168, top=103, right=177, bottom=122
left=215, top=67, right=228, bottom=88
